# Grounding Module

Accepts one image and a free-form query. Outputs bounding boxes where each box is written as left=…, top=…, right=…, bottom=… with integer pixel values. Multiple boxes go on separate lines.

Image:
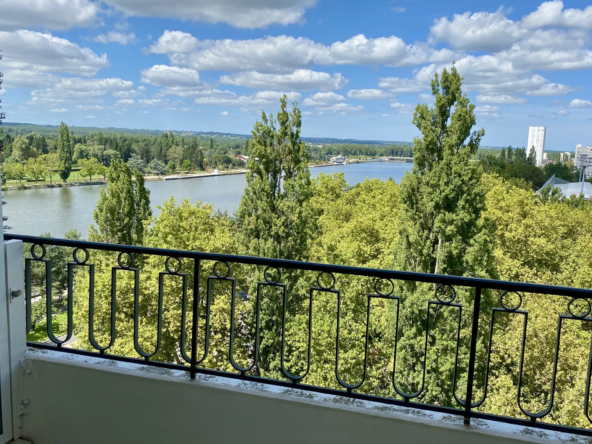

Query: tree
left=3, top=162, right=26, bottom=184
left=79, top=158, right=102, bottom=181
left=126, top=153, right=145, bottom=173
left=181, top=159, right=192, bottom=171
left=89, top=160, right=151, bottom=246
left=543, top=162, right=577, bottom=182
left=186, top=136, right=204, bottom=170
left=209, top=137, right=214, bottom=152
left=166, top=161, right=177, bottom=175
left=527, top=146, right=536, bottom=164
left=12, top=135, right=38, bottom=161
left=25, top=157, right=48, bottom=183
left=148, top=159, right=166, bottom=176
left=395, top=65, right=495, bottom=278
left=504, top=162, right=547, bottom=189
left=40, top=153, right=60, bottom=184
left=393, top=65, right=497, bottom=407
left=237, top=95, right=316, bottom=261
left=57, top=122, right=73, bottom=183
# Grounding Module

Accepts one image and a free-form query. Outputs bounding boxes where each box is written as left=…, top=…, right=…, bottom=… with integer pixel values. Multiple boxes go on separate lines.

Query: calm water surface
left=5, top=162, right=412, bottom=237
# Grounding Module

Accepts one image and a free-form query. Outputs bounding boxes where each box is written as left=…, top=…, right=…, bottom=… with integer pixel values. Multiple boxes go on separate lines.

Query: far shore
left=2, top=161, right=387, bottom=192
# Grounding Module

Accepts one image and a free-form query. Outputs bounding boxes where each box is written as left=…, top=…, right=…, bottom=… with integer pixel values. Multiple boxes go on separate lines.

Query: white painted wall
left=18, top=350, right=584, bottom=444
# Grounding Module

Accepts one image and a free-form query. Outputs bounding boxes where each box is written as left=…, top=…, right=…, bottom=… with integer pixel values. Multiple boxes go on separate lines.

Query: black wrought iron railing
left=6, top=233, right=592, bottom=436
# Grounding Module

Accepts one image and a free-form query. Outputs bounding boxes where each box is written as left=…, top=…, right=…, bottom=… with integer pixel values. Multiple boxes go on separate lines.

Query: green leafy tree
left=148, top=159, right=166, bottom=176
left=181, top=159, right=192, bottom=171
left=25, top=157, right=48, bottom=183
left=166, top=161, right=177, bottom=175
left=126, top=154, right=145, bottom=173
left=236, top=95, right=317, bottom=379
left=89, top=160, right=151, bottom=246
left=393, top=65, right=497, bottom=407
left=40, top=153, right=60, bottom=184
left=504, top=162, right=547, bottom=189
left=527, top=146, right=536, bottom=164
left=3, top=162, right=26, bottom=184
left=543, top=161, right=578, bottom=182
left=57, top=122, right=73, bottom=183
left=79, top=158, right=102, bottom=181
left=12, top=135, right=39, bottom=161
left=187, top=136, right=204, bottom=170
left=237, top=95, right=316, bottom=261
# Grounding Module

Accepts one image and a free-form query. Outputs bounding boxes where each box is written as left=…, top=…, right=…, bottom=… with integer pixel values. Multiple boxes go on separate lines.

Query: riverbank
left=3, top=180, right=106, bottom=191
left=163, top=170, right=248, bottom=181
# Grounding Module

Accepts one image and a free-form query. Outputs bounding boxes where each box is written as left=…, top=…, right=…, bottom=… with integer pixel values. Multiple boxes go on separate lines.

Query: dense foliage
left=24, top=74, right=592, bottom=431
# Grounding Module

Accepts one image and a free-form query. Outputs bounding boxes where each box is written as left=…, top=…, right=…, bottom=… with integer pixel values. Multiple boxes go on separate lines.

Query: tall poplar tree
left=57, top=122, right=73, bottom=183
left=393, top=65, right=497, bottom=406
left=237, top=95, right=315, bottom=261
left=89, top=160, right=151, bottom=246
left=187, top=136, right=203, bottom=170
left=395, top=65, right=494, bottom=278
left=237, top=96, right=317, bottom=379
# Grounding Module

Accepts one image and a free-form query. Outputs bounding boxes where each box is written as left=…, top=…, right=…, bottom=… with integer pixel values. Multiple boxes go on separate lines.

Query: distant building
left=540, top=175, right=592, bottom=200
left=527, top=126, right=546, bottom=166
left=234, top=155, right=249, bottom=163
left=330, top=154, right=345, bottom=164
left=575, top=145, right=592, bottom=179
left=559, top=152, right=571, bottom=163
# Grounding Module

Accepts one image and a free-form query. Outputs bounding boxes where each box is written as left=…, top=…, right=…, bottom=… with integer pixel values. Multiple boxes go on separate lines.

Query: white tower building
left=527, top=126, right=546, bottom=166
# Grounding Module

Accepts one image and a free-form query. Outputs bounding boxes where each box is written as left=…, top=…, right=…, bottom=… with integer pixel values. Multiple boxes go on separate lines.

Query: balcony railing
left=6, top=233, right=592, bottom=437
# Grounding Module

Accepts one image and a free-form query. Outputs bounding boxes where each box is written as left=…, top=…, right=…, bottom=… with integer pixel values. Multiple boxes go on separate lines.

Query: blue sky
left=1, top=0, right=592, bottom=150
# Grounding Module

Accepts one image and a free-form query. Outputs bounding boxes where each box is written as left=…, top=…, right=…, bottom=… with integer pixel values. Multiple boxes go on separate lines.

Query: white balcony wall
left=17, top=349, right=581, bottom=444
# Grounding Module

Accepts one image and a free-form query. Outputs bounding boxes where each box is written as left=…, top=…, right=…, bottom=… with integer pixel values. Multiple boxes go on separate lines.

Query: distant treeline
left=308, top=143, right=414, bottom=159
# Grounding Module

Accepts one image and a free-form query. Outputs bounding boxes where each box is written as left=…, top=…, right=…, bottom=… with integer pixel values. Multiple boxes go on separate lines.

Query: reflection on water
left=4, top=162, right=412, bottom=237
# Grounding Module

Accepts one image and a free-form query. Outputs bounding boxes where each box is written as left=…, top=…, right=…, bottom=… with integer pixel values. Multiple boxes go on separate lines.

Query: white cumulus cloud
left=0, top=30, right=109, bottom=87
left=141, top=65, right=202, bottom=87
left=476, top=94, right=528, bottom=104
left=569, top=99, right=592, bottom=108
left=303, top=92, right=346, bottom=106
left=93, top=32, right=138, bottom=46
left=220, top=70, right=347, bottom=91
left=0, top=0, right=98, bottom=31
left=30, top=78, right=134, bottom=104
left=194, top=90, right=301, bottom=107
left=102, top=0, right=317, bottom=28
left=430, top=8, right=524, bottom=52
left=347, top=89, right=393, bottom=100
left=149, top=32, right=453, bottom=73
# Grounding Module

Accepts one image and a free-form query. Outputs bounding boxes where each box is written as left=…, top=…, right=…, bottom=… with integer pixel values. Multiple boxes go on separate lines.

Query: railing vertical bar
left=464, top=286, right=482, bottom=425
left=190, top=259, right=200, bottom=380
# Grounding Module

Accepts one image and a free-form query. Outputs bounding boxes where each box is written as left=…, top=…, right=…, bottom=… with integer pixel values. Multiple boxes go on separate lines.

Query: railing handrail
left=6, top=233, right=592, bottom=298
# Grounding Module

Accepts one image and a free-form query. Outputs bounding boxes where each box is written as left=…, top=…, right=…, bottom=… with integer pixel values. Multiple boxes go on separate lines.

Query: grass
left=27, top=312, right=68, bottom=343
left=4, top=169, right=104, bottom=187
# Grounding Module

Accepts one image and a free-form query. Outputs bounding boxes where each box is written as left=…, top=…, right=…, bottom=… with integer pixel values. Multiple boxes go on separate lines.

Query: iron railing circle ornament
left=568, top=297, right=591, bottom=319
left=165, top=256, right=182, bottom=274
left=317, top=271, right=336, bottom=290
left=264, top=266, right=281, bottom=284
left=435, top=284, right=457, bottom=304
left=30, top=243, right=46, bottom=260
left=375, top=278, right=394, bottom=297
left=213, top=261, right=230, bottom=279
left=500, top=291, right=523, bottom=311
left=117, top=252, right=135, bottom=269
left=73, top=247, right=90, bottom=265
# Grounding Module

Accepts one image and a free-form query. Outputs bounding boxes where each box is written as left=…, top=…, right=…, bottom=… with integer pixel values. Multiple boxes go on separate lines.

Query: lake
left=4, top=162, right=412, bottom=237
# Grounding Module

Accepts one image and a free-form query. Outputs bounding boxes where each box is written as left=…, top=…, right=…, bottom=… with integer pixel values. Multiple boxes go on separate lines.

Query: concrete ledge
left=19, top=349, right=588, bottom=444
